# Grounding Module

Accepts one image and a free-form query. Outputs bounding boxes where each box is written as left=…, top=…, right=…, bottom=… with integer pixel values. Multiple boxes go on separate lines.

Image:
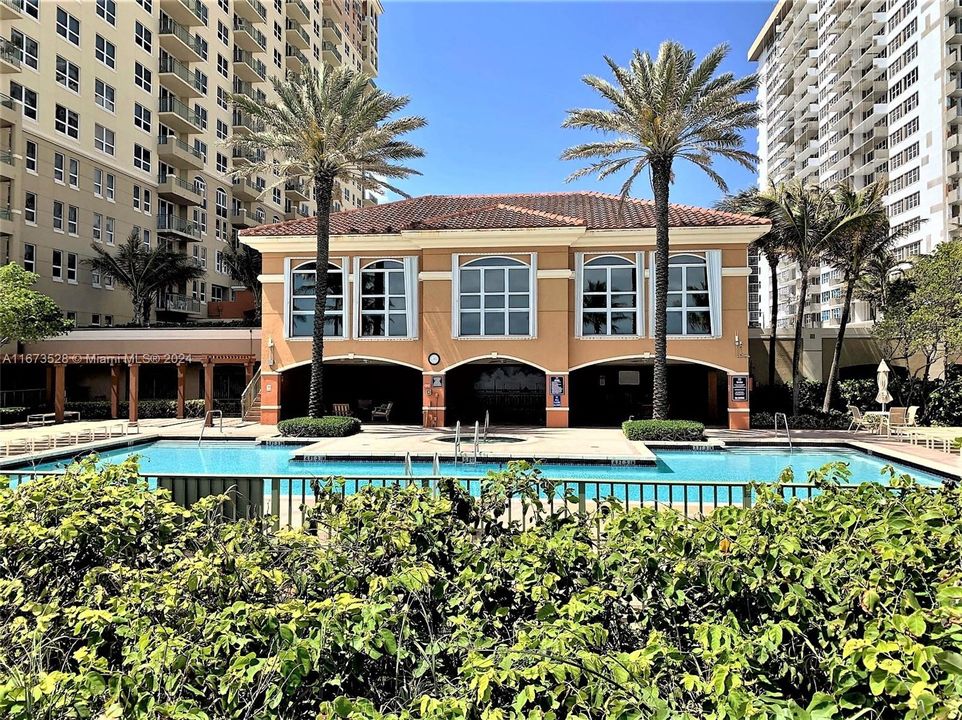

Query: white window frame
left=56, top=8, right=80, bottom=46
left=95, top=35, right=116, bottom=69
left=52, top=249, right=63, bottom=281
left=95, top=79, right=115, bottom=112
left=453, top=254, right=535, bottom=338
left=286, top=258, right=348, bottom=340
left=54, top=105, right=79, bottom=139
left=576, top=253, right=644, bottom=338
left=55, top=56, right=80, bottom=93
left=657, top=253, right=718, bottom=338
left=353, top=258, right=418, bottom=339
left=23, top=243, right=36, bottom=272
left=66, top=252, right=78, bottom=283
left=97, top=0, right=116, bottom=24
left=12, top=30, right=39, bottom=70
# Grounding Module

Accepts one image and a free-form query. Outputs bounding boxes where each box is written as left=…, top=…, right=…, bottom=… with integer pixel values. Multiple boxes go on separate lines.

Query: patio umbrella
left=875, top=360, right=893, bottom=410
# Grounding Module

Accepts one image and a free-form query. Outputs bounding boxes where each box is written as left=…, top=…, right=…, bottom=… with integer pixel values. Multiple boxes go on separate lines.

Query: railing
left=157, top=134, right=205, bottom=161
left=158, top=293, right=203, bottom=314
left=232, top=177, right=262, bottom=196
left=233, top=17, right=267, bottom=50
left=198, top=410, right=223, bottom=444
left=1, top=470, right=838, bottom=531
left=158, top=173, right=202, bottom=197
left=287, top=19, right=312, bottom=44
left=241, top=368, right=261, bottom=420
left=0, top=93, right=13, bottom=109
left=286, top=45, right=308, bottom=66
left=286, top=0, right=310, bottom=20
left=158, top=96, right=203, bottom=128
left=0, top=205, right=12, bottom=221
left=774, top=412, right=793, bottom=450
left=321, top=41, right=342, bottom=63
left=157, top=213, right=201, bottom=239
left=237, top=0, right=267, bottom=21
left=0, top=37, right=21, bottom=68
left=232, top=147, right=265, bottom=164
left=233, top=49, right=267, bottom=80
left=232, top=111, right=264, bottom=133
left=158, top=56, right=205, bottom=93
left=159, top=17, right=205, bottom=57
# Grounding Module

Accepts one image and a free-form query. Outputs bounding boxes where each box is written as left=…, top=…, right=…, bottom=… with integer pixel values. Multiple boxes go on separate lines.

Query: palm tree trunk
left=307, top=174, right=335, bottom=419
left=650, top=159, right=671, bottom=420
left=766, top=252, right=779, bottom=386
left=822, top=274, right=855, bottom=412
left=791, top=264, right=810, bottom=415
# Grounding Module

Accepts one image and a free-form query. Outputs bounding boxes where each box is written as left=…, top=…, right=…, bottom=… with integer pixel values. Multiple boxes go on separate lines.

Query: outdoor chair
left=880, top=407, right=907, bottom=437
left=332, top=403, right=353, bottom=417
left=371, top=402, right=393, bottom=422
left=847, top=405, right=866, bottom=433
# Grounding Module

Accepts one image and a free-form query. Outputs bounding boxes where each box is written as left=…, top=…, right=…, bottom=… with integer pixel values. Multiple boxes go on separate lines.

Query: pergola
left=2, top=353, right=257, bottom=424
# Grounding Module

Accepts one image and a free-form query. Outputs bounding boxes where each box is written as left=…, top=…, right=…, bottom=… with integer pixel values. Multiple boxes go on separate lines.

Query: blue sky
left=376, top=1, right=773, bottom=206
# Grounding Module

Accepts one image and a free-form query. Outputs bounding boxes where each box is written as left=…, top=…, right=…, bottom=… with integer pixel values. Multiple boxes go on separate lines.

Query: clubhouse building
left=241, top=192, right=769, bottom=430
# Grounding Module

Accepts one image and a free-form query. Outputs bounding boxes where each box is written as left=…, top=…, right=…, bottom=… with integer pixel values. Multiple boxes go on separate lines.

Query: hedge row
left=62, top=398, right=241, bottom=419
left=0, top=407, right=26, bottom=424
left=750, top=410, right=851, bottom=431
left=277, top=415, right=362, bottom=437
left=622, top=419, right=705, bottom=441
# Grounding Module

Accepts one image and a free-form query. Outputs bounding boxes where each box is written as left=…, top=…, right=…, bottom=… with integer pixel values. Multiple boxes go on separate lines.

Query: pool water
left=17, top=440, right=946, bottom=486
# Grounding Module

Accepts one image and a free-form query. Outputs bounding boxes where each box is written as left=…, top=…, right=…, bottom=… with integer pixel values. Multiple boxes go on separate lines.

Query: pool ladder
left=197, top=410, right=223, bottom=446
left=774, top=412, right=793, bottom=450
left=452, top=420, right=480, bottom=464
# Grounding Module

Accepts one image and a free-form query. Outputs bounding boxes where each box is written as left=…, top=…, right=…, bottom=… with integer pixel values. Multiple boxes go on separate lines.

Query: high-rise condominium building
left=0, top=0, right=381, bottom=327
left=748, top=0, right=951, bottom=331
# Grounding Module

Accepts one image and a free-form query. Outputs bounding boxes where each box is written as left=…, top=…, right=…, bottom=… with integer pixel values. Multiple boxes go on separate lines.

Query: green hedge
left=622, top=419, right=705, bottom=441
left=62, top=399, right=240, bottom=420
left=277, top=415, right=362, bottom=437
left=0, top=406, right=26, bottom=424
left=751, top=410, right=850, bottom=430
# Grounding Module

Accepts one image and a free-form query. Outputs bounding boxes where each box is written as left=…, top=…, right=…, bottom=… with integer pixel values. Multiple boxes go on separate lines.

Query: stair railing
left=241, top=368, right=262, bottom=420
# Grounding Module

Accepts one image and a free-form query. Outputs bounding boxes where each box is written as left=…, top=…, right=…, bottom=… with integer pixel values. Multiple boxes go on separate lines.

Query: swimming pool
left=16, top=439, right=947, bottom=486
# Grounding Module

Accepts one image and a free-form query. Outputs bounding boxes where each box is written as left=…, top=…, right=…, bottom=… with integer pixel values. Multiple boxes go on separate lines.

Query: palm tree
left=86, top=231, right=205, bottom=326
left=716, top=188, right=783, bottom=386
left=855, top=247, right=911, bottom=316
left=222, top=241, right=262, bottom=321
left=561, top=41, right=758, bottom=419
left=820, top=182, right=902, bottom=412
left=228, top=66, right=425, bottom=418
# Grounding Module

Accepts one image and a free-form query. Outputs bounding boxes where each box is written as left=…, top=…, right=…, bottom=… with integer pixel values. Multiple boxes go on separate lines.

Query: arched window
left=289, top=261, right=345, bottom=338
left=581, top=255, right=638, bottom=336
left=360, top=259, right=407, bottom=337
left=668, top=254, right=711, bottom=335
left=458, top=256, right=531, bottom=336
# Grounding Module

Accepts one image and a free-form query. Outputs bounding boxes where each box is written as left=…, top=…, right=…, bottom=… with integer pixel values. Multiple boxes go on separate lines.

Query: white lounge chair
left=847, top=405, right=867, bottom=433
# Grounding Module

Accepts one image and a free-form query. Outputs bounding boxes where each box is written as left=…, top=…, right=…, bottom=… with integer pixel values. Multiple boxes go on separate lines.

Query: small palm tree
left=222, top=241, right=262, bottom=321
left=86, top=231, right=205, bottom=326
left=562, top=41, right=758, bottom=419
left=855, top=248, right=911, bottom=316
left=716, top=188, right=783, bottom=386
left=229, top=66, right=426, bottom=418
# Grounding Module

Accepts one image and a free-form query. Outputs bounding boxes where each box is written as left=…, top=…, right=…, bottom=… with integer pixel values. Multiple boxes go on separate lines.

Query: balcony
left=159, top=17, right=204, bottom=63
left=159, top=0, right=206, bottom=27
left=285, top=45, right=308, bottom=72
left=363, top=46, right=378, bottom=76
left=158, top=173, right=204, bottom=205
left=158, top=293, right=203, bottom=315
left=231, top=110, right=263, bottom=135
left=286, top=19, right=311, bottom=48
left=322, top=41, right=342, bottom=66
left=233, top=17, right=267, bottom=52
left=324, top=0, right=344, bottom=20
left=159, top=56, right=204, bottom=98
left=158, top=96, right=203, bottom=134
left=286, top=0, right=310, bottom=23
left=157, top=213, right=202, bottom=241
left=0, top=93, right=16, bottom=127
left=157, top=135, right=205, bottom=170
left=949, top=158, right=962, bottom=179
left=321, top=18, right=342, bottom=43
left=0, top=37, right=20, bottom=73
left=234, top=0, right=267, bottom=24
left=0, top=0, right=22, bottom=20
left=285, top=178, right=309, bottom=202
left=232, top=177, right=261, bottom=201
left=0, top=149, right=15, bottom=181
left=950, top=131, right=962, bottom=152
left=233, top=49, right=267, bottom=83
left=231, top=207, right=260, bottom=228
left=231, top=147, right=265, bottom=166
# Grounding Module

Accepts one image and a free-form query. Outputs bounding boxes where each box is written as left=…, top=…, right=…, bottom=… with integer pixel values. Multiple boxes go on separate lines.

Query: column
left=727, top=372, right=750, bottom=430
left=259, top=371, right=281, bottom=424
left=176, top=364, right=187, bottom=419
left=128, top=363, right=140, bottom=423
left=109, top=365, right=121, bottom=419
left=545, top=372, right=569, bottom=428
left=53, top=364, right=66, bottom=423
left=203, top=362, right=214, bottom=426
left=244, top=362, right=254, bottom=385
left=422, top=372, right=445, bottom=428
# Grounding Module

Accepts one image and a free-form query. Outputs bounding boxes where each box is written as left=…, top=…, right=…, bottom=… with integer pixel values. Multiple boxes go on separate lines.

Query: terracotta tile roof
left=239, top=191, right=769, bottom=237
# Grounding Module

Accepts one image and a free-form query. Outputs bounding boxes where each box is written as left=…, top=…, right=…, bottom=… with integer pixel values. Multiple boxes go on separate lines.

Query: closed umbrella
left=875, top=360, right=893, bottom=410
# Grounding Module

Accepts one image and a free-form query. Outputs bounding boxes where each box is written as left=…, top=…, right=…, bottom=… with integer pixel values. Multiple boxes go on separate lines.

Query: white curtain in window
left=648, top=251, right=656, bottom=336
left=574, top=253, right=584, bottom=337
left=450, top=253, right=460, bottom=339
left=403, top=256, right=419, bottom=339
left=635, top=251, right=645, bottom=337
left=351, top=256, right=361, bottom=339
left=706, top=250, right=722, bottom=337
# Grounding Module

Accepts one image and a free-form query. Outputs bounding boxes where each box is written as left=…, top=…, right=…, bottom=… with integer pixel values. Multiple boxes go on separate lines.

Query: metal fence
left=3, top=471, right=836, bottom=530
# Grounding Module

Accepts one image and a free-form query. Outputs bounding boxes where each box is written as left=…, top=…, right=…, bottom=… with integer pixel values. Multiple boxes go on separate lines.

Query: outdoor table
left=863, top=411, right=890, bottom=434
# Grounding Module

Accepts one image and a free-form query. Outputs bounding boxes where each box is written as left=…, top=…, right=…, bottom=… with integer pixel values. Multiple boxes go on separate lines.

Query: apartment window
left=24, top=192, right=36, bottom=223
left=25, top=141, right=36, bottom=172
left=578, top=255, right=640, bottom=336
left=215, top=152, right=227, bottom=174
left=105, top=217, right=115, bottom=245
left=91, top=313, right=101, bottom=325
left=135, top=63, right=152, bottom=92
left=56, top=8, right=80, bottom=46
left=96, top=0, right=116, bottom=25
left=136, top=0, right=152, bottom=11
left=93, top=168, right=103, bottom=196
left=67, top=205, right=78, bottom=235
left=290, top=262, right=346, bottom=338
left=55, top=105, right=79, bottom=139
left=211, top=285, right=224, bottom=302
left=68, top=158, right=78, bottom=188
left=216, top=119, right=228, bottom=141
left=215, top=250, right=225, bottom=274
left=193, top=208, right=207, bottom=234
left=95, top=79, right=115, bottom=111
left=66, top=252, right=77, bottom=283
left=218, top=0, right=227, bottom=11
left=194, top=105, right=208, bottom=131
left=52, top=250, right=63, bottom=281
left=54, top=152, right=64, bottom=182
left=217, top=20, right=229, bottom=44
left=105, top=173, right=115, bottom=201
left=93, top=213, right=103, bottom=242
left=216, top=86, right=229, bottom=110
left=94, top=124, right=115, bottom=155
left=95, top=35, right=116, bottom=69
left=105, top=315, right=113, bottom=327
left=142, top=189, right=151, bottom=214
left=193, top=139, right=208, bottom=162
left=11, top=30, right=38, bottom=70
left=215, top=188, right=227, bottom=218
left=360, top=260, right=410, bottom=337
left=22, top=0, right=38, bottom=19
left=133, top=103, right=151, bottom=132
left=105, top=274, right=114, bottom=289
left=53, top=201, right=64, bottom=231
left=10, top=83, right=37, bottom=121
left=133, top=185, right=141, bottom=210
left=194, top=69, right=208, bottom=95
left=458, top=257, right=532, bottom=337
left=667, top=254, right=712, bottom=336
left=133, top=144, right=151, bottom=173
left=217, top=54, right=229, bottom=78
left=135, top=22, right=152, bottom=52
left=55, top=56, right=80, bottom=92
left=22, top=243, right=36, bottom=272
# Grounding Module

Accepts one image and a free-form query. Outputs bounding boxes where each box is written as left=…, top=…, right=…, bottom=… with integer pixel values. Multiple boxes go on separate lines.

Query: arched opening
left=279, top=358, right=421, bottom=423
left=569, top=358, right=728, bottom=427
left=445, top=358, right=545, bottom=426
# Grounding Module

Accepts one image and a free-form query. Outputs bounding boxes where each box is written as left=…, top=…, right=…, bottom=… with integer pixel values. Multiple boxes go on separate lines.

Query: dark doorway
left=280, top=362, right=421, bottom=423
left=570, top=362, right=727, bottom=427
left=446, top=361, right=545, bottom=426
